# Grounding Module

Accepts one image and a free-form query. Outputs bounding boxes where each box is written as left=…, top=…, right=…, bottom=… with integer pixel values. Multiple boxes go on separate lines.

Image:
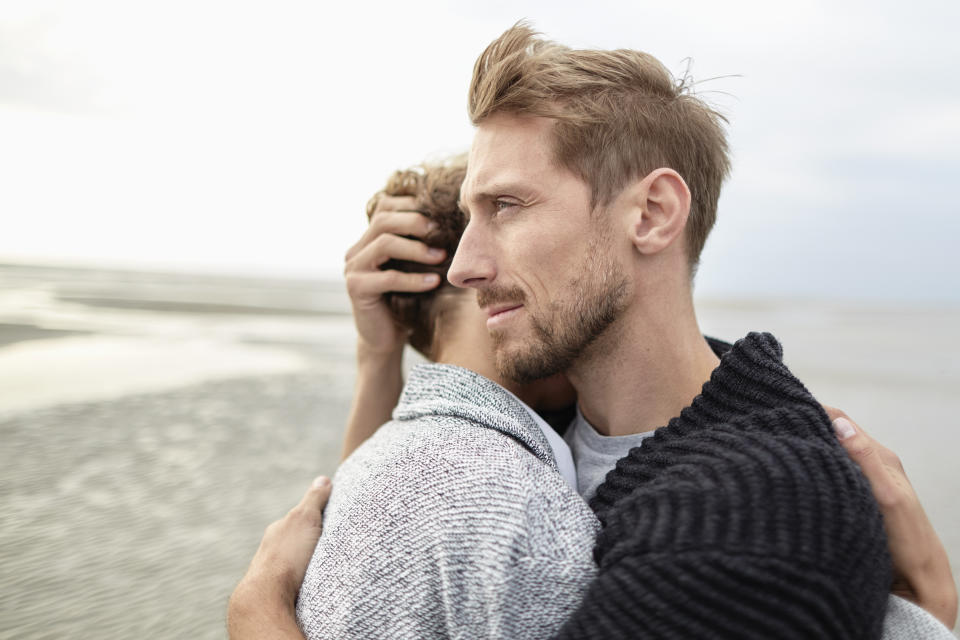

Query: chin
left=495, top=340, right=564, bottom=386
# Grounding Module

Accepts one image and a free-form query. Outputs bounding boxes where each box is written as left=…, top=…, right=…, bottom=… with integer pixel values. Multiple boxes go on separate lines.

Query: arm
left=340, top=195, right=444, bottom=460
left=826, top=408, right=958, bottom=629
left=227, top=478, right=331, bottom=640
left=341, top=344, right=404, bottom=461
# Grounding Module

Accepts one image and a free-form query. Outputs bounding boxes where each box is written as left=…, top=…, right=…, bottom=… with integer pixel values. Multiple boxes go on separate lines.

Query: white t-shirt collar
left=504, top=390, right=578, bottom=491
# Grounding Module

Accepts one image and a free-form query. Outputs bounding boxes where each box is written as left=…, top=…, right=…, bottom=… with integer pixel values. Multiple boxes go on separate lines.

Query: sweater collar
left=393, top=363, right=561, bottom=474
left=676, top=332, right=824, bottom=432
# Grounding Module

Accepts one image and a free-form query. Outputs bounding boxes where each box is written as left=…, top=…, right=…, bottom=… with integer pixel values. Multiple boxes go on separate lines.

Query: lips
left=477, top=287, right=527, bottom=330
left=484, top=303, right=524, bottom=330
left=485, top=303, right=523, bottom=319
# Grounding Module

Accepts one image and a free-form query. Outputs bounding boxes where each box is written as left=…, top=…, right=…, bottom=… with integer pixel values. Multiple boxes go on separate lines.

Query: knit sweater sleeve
left=555, top=409, right=892, bottom=640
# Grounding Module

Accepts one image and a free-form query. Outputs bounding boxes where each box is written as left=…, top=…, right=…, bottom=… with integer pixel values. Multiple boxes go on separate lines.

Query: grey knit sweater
left=295, top=364, right=599, bottom=639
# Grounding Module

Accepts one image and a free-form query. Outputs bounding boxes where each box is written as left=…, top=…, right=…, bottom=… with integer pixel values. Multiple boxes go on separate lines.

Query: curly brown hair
left=365, top=155, right=468, bottom=358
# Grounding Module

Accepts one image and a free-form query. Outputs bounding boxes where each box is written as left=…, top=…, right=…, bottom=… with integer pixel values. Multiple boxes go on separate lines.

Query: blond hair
left=469, top=22, right=730, bottom=268
left=366, top=155, right=468, bottom=358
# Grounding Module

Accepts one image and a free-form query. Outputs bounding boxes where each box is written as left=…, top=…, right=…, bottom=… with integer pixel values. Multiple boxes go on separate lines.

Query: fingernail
left=427, top=248, right=445, bottom=258
left=426, top=221, right=438, bottom=232
left=832, top=417, right=856, bottom=440
left=312, top=476, right=330, bottom=488
left=423, top=273, right=440, bottom=284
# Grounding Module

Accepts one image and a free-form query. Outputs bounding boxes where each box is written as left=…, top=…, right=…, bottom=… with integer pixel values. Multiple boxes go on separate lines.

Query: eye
left=493, top=199, right=517, bottom=214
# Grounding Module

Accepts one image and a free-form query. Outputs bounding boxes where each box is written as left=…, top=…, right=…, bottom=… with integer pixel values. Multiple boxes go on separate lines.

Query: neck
left=567, top=285, right=719, bottom=437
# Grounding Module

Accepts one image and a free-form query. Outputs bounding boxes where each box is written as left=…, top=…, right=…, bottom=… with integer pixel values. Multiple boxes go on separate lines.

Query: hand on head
left=344, top=195, right=446, bottom=360
left=340, top=159, right=471, bottom=459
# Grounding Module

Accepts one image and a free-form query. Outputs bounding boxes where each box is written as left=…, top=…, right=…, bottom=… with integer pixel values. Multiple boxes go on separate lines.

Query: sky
left=1, top=0, right=958, bottom=304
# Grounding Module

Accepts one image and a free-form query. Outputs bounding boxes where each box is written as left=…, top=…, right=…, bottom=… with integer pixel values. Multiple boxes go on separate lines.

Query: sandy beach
left=0, top=263, right=957, bottom=638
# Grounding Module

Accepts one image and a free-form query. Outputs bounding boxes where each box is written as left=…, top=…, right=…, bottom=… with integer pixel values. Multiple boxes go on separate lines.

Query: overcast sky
left=1, top=0, right=958, bottom=304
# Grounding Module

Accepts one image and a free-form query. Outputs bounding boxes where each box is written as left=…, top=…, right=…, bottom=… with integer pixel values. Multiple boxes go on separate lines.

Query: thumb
left=822, top=404, right=846, bottom=423
left=302, top=476, right=332, bottom=512
left=831, top=416, right=888, bottom=491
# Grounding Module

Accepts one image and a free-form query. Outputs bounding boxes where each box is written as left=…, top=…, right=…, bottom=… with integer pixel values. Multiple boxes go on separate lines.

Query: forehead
left=461, top=113, right=558, bottom=202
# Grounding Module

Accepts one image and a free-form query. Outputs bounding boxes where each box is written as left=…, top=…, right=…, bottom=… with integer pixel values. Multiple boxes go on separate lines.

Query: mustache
left=476, top=286, right=526, bottom=309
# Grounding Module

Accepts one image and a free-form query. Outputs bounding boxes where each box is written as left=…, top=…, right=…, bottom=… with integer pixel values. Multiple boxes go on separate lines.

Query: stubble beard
left=488, top=242, right=629, bottom=384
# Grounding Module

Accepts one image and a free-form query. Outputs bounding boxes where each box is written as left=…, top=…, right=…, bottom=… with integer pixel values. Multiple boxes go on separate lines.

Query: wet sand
left=0, top=370, right=349, bottom=639
left=0, top=264, right=957, bottom=638
left=0, top=322, right=86, bottom=349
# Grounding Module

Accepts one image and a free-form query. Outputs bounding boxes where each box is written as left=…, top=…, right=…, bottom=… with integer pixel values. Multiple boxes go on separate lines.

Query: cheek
left=497, top=227, right=546, bottom=289
left=512, top=245, right=554, bottom=299
left=500, top=216, right=594, bottom=296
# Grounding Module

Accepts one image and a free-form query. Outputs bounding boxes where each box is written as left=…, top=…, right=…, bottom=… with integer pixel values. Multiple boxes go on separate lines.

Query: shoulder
left=590, top=409, right=892, bottom=639
left=298, top=414, right=597, bottom=638
left=342, top=413, right=547, bottom=485
left=331, top=415, right=596, bottom=538
left=598, top=406, right=882, bottom=559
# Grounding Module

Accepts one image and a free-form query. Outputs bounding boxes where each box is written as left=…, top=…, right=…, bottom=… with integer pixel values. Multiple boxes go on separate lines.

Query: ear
left=627, top=168, right=691, bottom=256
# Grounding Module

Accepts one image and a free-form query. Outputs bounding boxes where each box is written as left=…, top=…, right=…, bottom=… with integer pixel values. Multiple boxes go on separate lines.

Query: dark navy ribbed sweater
left=556, top=332, right=892, bottom=639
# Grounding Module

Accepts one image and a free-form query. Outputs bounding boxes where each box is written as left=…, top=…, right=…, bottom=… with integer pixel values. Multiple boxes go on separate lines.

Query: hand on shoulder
left=827, top=406, right=958, bottom=629
left=227, top=478, right=332, bottom=640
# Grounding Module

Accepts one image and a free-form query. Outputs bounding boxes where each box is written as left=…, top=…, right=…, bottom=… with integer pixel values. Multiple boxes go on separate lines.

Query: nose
left=448, top=219, right=496, bottom=289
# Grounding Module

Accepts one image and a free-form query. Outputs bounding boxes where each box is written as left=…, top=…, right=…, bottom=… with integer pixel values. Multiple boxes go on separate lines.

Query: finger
left=824, top=405, right=879, bottom=441
left=346, top=211, right=437, bottom=262
left=828, top=408, right=905, bottom=473
left=372, top=195, right=419, bottom=215
left=347, top=270, right=442, bottom=300
left=300, top=476, right=332, bottom=514
left=831, top=415, right=872, bottom=457
left=832, top=416, right=900, bottom=505
left=822, top=404, right=847, bottom=423
left=348, top=234, right=446, bottom=273
left=284, top=477, right=330, bottom=528
left=368, top=210, right=436, bottom=239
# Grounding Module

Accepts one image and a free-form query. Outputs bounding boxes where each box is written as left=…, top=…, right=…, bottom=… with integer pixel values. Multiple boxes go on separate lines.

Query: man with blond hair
left=229, top=23, right=957, bottom=640
left=449, top=23, right=953, bottom=636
